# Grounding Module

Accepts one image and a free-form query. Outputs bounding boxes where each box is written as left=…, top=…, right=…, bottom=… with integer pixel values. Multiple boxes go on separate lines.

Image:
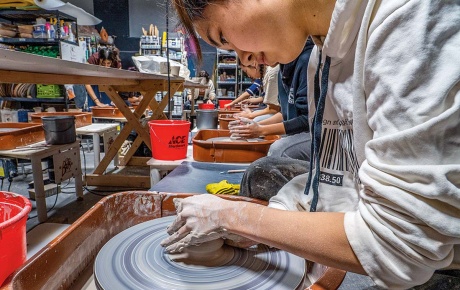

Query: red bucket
left=148, top=120, right=191, bottom=160
left=198, top=103, right=215, bottom=110
left=218, top=99, right=232, bottom=109
left=0, top=191, right=31, bottom=286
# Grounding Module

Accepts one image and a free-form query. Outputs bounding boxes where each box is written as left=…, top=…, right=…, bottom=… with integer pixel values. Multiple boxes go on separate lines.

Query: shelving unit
left=139, top=35, right=161, bottom=56
left=0, top=97, right=65, bottom=103
left=216, top=49, right=238, bottom=98
left=215, top=49, right=253, bottom=99
left=138, top=32, right=186, bottom=119
left=0, top=9, right=78, bottom=48
left=162, top=32, right=185, bottom=64
left=0, top=9, right=78, bottom=110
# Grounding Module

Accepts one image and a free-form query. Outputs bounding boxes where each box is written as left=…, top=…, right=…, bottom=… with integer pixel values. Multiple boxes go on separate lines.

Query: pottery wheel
left=94, top=216, right=305, bottom=290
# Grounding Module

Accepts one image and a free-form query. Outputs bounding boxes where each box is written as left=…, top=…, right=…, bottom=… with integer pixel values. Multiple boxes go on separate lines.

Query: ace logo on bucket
left=168, top=135, right=187, bottom=148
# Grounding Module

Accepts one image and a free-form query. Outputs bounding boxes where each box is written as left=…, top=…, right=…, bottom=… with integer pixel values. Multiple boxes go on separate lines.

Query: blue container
left=17, top=109, right=29, bottom=122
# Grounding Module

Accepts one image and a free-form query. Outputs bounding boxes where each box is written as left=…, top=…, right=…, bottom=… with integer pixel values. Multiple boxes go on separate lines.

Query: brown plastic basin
left=90, top=106, right=137, bottom=118
left=217, top=109, right=241, bottom=118
left=0, top=191, right=346, bottom=290
left=0, top=123, right=45, bottom=150
left=193, top=129, right=280, bottom=163
left=218, top=114, right=237, bottom=130
left=30, top=112, right=92, bottom=128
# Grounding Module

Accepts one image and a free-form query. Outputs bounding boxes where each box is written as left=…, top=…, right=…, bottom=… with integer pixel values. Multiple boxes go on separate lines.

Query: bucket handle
left=42, top=123, right=74, bottom=133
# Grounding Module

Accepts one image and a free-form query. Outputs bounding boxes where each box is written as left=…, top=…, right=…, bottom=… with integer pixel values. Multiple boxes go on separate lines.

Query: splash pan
left=193, top=129, right=280, bottom=163
left=30, top=112, right=92, bottom=128
left=0, top=123, right=44, bottom=150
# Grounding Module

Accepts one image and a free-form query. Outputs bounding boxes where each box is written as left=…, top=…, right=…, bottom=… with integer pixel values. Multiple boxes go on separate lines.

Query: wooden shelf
left=0, top=97, right=65, bottom=103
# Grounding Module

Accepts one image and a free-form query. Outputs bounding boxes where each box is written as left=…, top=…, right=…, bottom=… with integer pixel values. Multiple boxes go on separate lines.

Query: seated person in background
left=118, top=91, right=142, bottom=107
left=233, top=64, right=280, bottom=122
left=235, top=38, right=315, bottom=201
left=186, top=70, right=216, bottom=107
left=224, top=76, right=263, bottom=108
left=66, top=84, right=88, bottom=110
left=117, top=67, right=143, bottom=107
left=86, top=47, right=122, bottom=108
left=231, top=39, right=314, bottom=159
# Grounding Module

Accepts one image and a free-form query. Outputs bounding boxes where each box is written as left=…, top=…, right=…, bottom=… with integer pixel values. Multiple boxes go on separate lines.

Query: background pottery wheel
left=94, top=215, right=305, bottom=290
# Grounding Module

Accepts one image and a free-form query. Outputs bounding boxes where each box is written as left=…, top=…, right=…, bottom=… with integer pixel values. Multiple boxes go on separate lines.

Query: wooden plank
left=0, top=49, right=182, bottom=82
left=119, top=136, right=144, bottom=165
left=0, top=70, right=140, bottom=86
left=118, top=156, right=151, bottom=167
left=102, top=86, right=151, bottom=146
left=108, top=80, right=165, bottom=92
left=85, top=174, right=150, bottom=188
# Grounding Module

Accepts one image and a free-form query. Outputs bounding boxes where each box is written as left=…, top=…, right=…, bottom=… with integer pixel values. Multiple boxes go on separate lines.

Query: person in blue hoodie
left=232, top=38, right=314, bottom=201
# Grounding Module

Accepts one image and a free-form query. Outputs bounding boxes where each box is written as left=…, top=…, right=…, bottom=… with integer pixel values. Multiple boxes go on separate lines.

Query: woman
left=86, top=47, right=122, bottom=107
left=230, top=39, right=313, bottom=160
left=187, top=70, right=216, bottom=105
left=162, top=1, right=460, bottom=288
left=235, top=39, right=315, bottom=202
left=229, top=63, right=280, bottom=121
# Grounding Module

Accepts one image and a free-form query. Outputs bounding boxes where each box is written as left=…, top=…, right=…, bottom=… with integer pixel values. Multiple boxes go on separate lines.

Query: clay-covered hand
left=233, top=107, right=252, bottom=119
left=160, top=195, right=245, bottom=253
left=229, top=117, right=263, bottom=138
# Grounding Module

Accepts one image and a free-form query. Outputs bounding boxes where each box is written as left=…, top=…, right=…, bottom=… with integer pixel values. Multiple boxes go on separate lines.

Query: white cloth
left=262, top=65, right=280, bottom=106
left=269, top=0, right=460, bottom=288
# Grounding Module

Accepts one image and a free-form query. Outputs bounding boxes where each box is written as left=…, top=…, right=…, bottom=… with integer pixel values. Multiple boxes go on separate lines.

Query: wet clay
left=168, top=239, right=235, bottom=266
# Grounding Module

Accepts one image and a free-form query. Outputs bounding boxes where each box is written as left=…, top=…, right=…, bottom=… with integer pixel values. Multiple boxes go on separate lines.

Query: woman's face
left=100, top=59, right=112, bottom=67
left=241, top=65, right=261, bottom=79
left=195, top=0, right=308, bottom=67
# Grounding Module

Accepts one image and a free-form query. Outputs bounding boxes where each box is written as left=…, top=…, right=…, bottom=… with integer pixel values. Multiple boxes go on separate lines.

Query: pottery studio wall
left=65, top=0, right=216, bottom=76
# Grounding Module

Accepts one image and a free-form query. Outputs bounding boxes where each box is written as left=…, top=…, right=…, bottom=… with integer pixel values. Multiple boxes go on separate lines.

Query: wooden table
left=0, top=49, right=187, bottom=188
left=0, top=141, right=83, bottom=223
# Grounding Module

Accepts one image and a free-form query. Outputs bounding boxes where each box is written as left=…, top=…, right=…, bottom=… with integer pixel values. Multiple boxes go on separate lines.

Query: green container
left=36, top=84, right=62, bottom=98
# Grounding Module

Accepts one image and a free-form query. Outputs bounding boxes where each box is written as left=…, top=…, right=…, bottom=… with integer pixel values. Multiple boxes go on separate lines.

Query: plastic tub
left=218, top=114, right=237, bottom=130
left=0, top=191, right=32, bottom=286
left=193, top=129, right=280, bottom=163
left=30, top=112, right=92, bottom=128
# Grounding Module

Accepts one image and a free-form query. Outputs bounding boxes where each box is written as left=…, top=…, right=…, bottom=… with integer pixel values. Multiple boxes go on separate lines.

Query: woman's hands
left=94, top=99, right=109, bottom=107
left=160, top=195, right=255, bottom=253
left=229, top=117, right=264, bottom=138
